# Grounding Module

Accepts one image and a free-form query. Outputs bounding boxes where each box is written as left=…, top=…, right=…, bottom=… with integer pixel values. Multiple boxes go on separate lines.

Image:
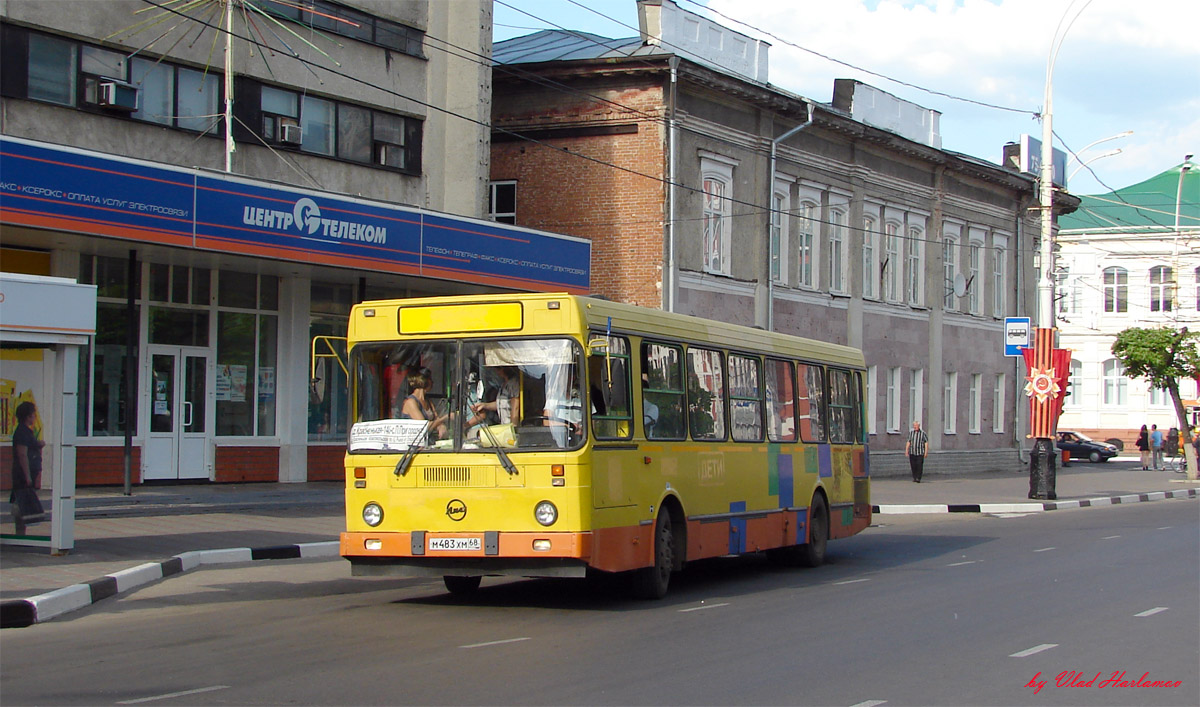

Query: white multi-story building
left=1055, top=160, right=1200, bottom=445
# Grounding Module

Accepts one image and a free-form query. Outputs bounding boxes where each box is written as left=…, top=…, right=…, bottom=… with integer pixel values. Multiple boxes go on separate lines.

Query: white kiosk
left=0, top=273, right=96, bottom=554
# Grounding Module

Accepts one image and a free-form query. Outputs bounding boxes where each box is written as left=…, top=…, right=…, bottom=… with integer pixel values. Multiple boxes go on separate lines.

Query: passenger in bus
left=543, top=369, right=590, bottom=446
left=400, top=368, right=448, bottom=439
left=472, top=365, right=520, bottom=425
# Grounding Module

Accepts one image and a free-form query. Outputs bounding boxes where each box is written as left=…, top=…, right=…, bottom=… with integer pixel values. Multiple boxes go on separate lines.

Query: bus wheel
left=632, top=512, right=673, bottom=599
left=798, top=495, right=828, bottom=568
left=444, top=575, right=482, bottom=595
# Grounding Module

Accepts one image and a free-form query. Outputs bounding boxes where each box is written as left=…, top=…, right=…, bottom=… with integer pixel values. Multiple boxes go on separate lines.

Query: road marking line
left=1033, top=547, right=1056, bottom=552
left=679, top=602, right=730, bottom=613
left=117, top=686, right=230, bottom=704
left=1135, top=607, right=1169, bottom=617
left=1010, top=644, right=1058, bottom=658
left=833, top=578, right=872, bottom=585
left=849, top=701, right=888, bottom=707
left=1157, top=526, right=1172, bottom=530
left=460, top=637, right=531, bottom=649
left=947, top=560, right=978, bottom=567
left=1101, top=535, right=1121, bottom=540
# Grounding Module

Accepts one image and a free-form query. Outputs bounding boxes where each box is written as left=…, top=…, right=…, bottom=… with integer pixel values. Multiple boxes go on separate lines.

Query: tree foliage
left=1110, top=326, right=1200, bottom=390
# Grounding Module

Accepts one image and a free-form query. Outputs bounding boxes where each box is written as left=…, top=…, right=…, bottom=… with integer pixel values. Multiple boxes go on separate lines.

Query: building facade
left=491, top=0, right=1073, bottom=475
left=1055, top=161, right=1200, bottom=445
left=0, top=0, right=590, bottom=487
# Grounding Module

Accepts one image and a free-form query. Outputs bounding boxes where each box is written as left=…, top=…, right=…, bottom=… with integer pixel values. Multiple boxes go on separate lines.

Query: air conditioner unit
left=99, top=80, right=138, bottom=111
left=279, top=120, right=303, bottom=145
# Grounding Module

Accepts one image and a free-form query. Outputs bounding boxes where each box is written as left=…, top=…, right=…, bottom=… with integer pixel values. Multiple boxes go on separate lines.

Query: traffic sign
left=1005, top=317, right=1030, bottom=357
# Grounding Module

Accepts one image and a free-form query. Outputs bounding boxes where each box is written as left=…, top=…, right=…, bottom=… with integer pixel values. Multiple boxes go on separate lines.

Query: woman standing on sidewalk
left=1135, top=424, right=1150, bottom=470
left=10, top=401, right=45, bottom=535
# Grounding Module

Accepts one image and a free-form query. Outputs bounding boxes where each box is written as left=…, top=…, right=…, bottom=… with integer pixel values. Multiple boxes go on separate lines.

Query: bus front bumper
left=341, top=530, right=592, bottom=578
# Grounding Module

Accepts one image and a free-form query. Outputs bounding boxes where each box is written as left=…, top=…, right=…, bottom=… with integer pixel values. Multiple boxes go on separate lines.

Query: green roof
left=1059, top=161, right=1199, bottom=234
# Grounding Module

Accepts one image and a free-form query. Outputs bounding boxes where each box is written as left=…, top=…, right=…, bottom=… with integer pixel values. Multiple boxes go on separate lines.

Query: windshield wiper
left=478, top=424, right=519, bottom=476
left=393, top=421, right=430, bottom=477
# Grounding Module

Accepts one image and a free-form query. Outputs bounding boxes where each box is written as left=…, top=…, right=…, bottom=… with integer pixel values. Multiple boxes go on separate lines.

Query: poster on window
left=258, top=367, right=275, bottom=401
left=216, top=364, right=232, bottom=402
left=229, top=365, right=248, bottom=403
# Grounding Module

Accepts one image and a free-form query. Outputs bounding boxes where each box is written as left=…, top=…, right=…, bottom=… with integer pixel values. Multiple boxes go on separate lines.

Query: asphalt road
left=2, top=501, right=1196, bottom=707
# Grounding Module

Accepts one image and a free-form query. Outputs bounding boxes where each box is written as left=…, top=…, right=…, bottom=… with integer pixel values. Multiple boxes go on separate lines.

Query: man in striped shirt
left=905, top=420, right=929, bottom=483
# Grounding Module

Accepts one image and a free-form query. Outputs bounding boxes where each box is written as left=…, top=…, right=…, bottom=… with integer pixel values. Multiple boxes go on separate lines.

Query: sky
left=492, top=0, right=1199, bottom=197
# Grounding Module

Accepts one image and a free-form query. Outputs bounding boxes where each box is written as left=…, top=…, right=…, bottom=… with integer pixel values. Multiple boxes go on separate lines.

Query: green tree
left=1111, top=326, right=1200, bottom=479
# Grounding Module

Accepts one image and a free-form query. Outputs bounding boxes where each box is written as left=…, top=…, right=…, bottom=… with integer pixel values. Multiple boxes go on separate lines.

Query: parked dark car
left=1056, top=431, right=1119, bottom=463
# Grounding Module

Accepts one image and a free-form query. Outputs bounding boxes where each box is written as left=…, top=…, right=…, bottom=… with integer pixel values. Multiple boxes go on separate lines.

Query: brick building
left=491, top=0, right=1078, bottom=475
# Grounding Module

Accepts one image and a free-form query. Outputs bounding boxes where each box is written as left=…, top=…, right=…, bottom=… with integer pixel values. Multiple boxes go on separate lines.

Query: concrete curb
left=872, top=487, right=1198, bottom=515
left=0, top=541, right=339, bottom=629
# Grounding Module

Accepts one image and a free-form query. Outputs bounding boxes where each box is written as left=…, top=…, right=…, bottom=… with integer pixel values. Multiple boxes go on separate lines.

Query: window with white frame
left=1056, top=266, right=1071, bottom=315
left=906, top=226, right=924, bottom=305
left=1067, top=359, right=1081, bottom=407
left=943, top=371, right=958, bottom=434
left=1102, top=358, right=1127, bottom=405
left=1149, top=265, right=1174, bottom=312
left=798, top=201, right=817, bottom=288
left=886, top=366, right=901, bottom=432
left=866, top=365, right=877, bottom=435
left=943, top=234, right=957, bottom=310
left=967, top=238, right=982, bottom=314
left=992, top=234, right=1008, bottom=317
left=909, top=367, right=924, bottom=428
left=488, top=181, right=516, bottom=223
left=862, top=214, right=878, bottom=299
left=700, top=154, right=735, bottom=276
left=771, top=182, right=790, bottom=284
left=884, top=221, right=901, bottom=302
left=968, top=373, right=981, bottom=433
left=992, top=373, right=1006, bottom=433
left=829, top=207, right=847, bottom=294
left=1195, top=266, right=1200, bottom=311
left=1149, top=387, right=1169, bottom=406
left=1103, top=267, right=1128, bottom=313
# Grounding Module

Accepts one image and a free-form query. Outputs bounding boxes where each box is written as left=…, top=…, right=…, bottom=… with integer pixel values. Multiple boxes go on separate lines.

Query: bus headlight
left=363, top=503, right=384, bottom=527
left=534, top=501, right=558, bottom=527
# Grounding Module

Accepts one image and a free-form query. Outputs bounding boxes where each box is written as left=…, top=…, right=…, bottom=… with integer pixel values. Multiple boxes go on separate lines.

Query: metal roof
left=493, top=29, right=667, bottom=65
left=1059, top=162, right=1200, bottom=234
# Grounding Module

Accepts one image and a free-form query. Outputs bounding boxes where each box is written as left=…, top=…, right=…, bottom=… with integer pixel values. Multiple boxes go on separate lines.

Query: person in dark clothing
left=1135, top=424, right=1150, bottom=470
left=905, top=420, right=928, bottom=483
left=10, top=401, right=45, bottom=535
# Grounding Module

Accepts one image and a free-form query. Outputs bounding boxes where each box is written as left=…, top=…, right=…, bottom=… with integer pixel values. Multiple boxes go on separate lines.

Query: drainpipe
left=666, top=56, right=679, bottom=313
left=767, top=100, right=816, bottom=331
left=1016, top=196, right=1030, bottom=465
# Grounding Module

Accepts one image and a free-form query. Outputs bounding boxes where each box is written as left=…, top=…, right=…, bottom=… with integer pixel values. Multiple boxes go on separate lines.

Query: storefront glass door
left=144, top=346, right=210, bottom=480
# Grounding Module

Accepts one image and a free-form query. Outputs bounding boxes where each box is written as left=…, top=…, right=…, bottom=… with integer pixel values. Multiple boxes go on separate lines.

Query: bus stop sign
left=1005, top=317, right=1030, bottom=357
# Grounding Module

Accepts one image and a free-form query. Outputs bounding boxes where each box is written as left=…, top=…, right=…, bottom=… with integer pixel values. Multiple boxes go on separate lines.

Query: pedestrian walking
left=1135, top=424, right=1150, bottom=470
left=905, top=420, right=928, bottom=483
left=1149, top=424, right=1164, bottom=470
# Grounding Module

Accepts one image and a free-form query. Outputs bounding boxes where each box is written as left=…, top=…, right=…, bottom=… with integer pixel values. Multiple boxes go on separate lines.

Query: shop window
left=309, top=317, right=348, bottom=442
left=149, top=307, right=209, bottom=347
left=81, top=302, right=139, bottom=437
left=217, top=311, right=278, bottom=437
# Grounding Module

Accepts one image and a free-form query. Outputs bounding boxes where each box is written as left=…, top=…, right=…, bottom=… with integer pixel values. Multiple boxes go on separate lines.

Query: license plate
left=428, top=537, right=482, bottom=552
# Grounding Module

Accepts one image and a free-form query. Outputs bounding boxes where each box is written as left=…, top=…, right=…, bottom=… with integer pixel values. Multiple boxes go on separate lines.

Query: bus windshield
left=350, top=338, right=586, bottom=453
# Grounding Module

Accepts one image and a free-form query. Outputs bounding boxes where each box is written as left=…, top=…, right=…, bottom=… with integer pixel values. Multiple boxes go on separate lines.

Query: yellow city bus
left=338, top=293, right=870, bottom=598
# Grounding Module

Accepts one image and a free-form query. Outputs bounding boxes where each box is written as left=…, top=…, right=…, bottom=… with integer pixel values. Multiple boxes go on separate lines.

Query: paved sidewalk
left=1, top=463, right=1196, bottom=627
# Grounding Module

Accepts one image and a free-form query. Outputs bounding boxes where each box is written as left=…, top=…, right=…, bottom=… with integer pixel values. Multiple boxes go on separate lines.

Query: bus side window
left=686, top=347, right=726, bottom=441
left=828, top=368, right=855, bottom=443
left=588, top=334, right=632, bottom=440
left=797, top=363, right=827, bottom=442
left=642, top=342, right=685, bottom=440
left=766, top=358, right=797, bottom=442
left=729, top=354, right=763, bottom=442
